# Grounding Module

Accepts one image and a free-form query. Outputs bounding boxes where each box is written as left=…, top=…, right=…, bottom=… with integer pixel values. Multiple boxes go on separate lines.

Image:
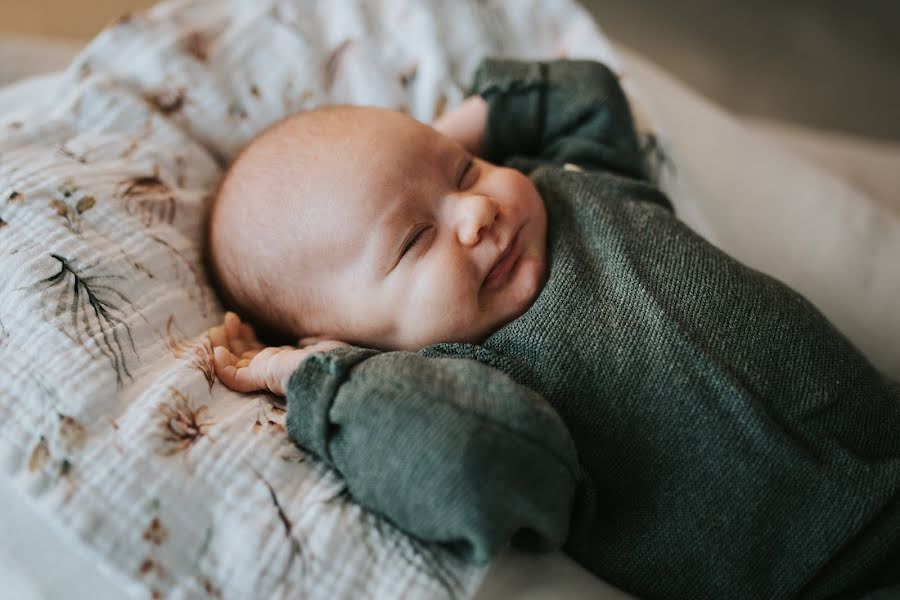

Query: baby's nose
left=457, top=194, right=498, bottom=246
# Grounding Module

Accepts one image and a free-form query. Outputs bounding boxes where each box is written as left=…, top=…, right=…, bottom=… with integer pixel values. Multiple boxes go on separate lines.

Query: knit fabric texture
left=286, top=59, right=900, bottom=599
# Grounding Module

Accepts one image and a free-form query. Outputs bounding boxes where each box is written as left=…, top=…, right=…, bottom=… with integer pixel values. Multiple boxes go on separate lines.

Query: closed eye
left=401, top=225, right=429, bottom=258
left=457, top=158, right=478, bottom=189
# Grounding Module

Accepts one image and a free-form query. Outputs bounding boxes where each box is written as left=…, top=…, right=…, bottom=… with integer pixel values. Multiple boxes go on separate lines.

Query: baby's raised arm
left=447, top=59, right=646, bottom=179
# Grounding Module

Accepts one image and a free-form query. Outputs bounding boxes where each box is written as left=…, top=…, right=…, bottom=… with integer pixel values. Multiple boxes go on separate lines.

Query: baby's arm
left=208, top=313, right=581, bottom=565
left=285, top=343, right=582, bottom=564
left=458, top=59, right=646, bottom=178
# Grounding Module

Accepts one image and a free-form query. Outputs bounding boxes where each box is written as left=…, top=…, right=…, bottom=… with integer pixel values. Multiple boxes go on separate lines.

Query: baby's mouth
left=483, top=226, right=523, bottom=290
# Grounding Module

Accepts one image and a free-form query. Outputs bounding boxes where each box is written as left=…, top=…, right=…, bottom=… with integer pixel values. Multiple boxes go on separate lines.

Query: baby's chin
left=485, top=244, right=548, bottom=333
left=508, top=252, right=548, bottom=317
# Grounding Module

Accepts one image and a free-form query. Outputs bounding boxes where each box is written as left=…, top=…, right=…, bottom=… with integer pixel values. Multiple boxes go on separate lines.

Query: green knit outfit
left=286, top=59, right=900, bottom=599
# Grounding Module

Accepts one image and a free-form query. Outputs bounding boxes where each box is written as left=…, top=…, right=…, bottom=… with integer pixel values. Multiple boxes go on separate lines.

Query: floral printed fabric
left=0, top=0, right=647, bottom=598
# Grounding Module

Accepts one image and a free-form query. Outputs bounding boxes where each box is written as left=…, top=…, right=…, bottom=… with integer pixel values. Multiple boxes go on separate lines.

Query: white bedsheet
left=0, top=474, right=133, bottom=600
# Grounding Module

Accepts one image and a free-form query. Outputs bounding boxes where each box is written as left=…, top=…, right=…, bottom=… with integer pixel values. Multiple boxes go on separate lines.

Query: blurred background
left=584, top=0, right=900, bottom=143
left=0, top=0, right=898, bottom=142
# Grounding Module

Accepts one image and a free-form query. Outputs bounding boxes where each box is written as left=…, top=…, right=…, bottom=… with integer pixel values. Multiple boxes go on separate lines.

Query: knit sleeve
left=471, top=58, right=645, bottom=178
left=284, top=345, right=582, bottom=564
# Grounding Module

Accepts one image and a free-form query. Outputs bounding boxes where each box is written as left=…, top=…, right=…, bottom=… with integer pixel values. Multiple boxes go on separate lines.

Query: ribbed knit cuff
left=470, top=59, right=547, bottom=164
left=284, top=345, right=379, bottom=464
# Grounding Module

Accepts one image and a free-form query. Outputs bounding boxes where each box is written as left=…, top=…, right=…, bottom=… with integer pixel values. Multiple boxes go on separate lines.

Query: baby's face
left=275, top=108, right=548, bottom=351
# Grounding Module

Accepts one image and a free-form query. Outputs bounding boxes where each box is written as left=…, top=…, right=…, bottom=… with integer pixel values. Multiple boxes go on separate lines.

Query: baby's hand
left=207, top=312, right=348, bottom=396
left=432, top=95, right=488, bottom=156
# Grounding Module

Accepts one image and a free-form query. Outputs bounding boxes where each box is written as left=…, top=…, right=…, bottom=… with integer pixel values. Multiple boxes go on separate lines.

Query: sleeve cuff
left=284, top=345, right=379, bottom=464
left=470, top=59, right=548, bottom=164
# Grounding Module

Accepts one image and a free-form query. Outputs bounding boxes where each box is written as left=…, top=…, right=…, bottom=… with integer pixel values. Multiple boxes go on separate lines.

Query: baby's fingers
left=224, top=311, right=258, bottom=342
left=213, top=346, right=265, bottom=393
left=208, top=324, right=227, bottom=349
left=223, top=312, right=247, bottom=353
left=239, top=321, right=260, bottom=345
left=223, top=312, right=263, bottom=355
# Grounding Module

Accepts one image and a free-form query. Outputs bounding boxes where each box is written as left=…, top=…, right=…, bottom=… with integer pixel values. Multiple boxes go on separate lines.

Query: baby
left=206, top=59, right=900, bottom=599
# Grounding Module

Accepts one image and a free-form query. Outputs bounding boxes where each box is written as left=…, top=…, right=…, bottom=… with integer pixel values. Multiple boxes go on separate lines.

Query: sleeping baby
left=206, top=59, right=900, bottom=599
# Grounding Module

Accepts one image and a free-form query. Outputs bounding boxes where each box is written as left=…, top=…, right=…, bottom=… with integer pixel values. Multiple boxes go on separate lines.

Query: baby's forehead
left=236, top=107, right=457, bottom=239
left=268, top=108, right=445, bottom=183
left=370, top=126, right=461, bottom=188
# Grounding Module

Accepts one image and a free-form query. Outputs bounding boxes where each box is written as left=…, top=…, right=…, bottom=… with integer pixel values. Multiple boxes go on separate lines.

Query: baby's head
left=207, top=106, right=547, bottom=351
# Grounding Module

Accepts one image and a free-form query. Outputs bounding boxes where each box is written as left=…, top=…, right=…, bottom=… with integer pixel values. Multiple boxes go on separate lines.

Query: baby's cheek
left=416, top=267, right=478, bottom=328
